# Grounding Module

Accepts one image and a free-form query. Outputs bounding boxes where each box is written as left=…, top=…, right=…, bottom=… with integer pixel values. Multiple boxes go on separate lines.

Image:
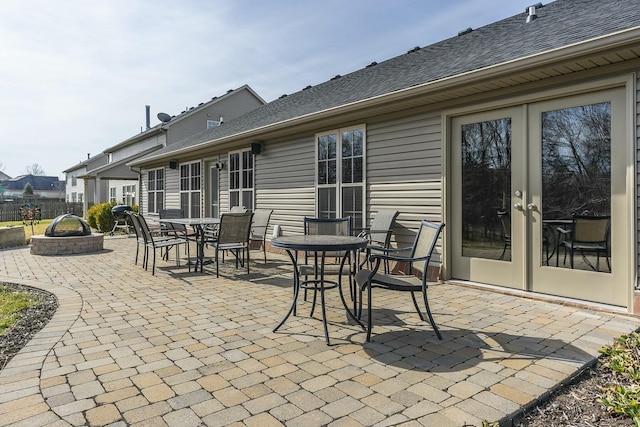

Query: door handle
left=527, top=203, right=537, bottom=211
left=514, top=203, right=523, bottom=211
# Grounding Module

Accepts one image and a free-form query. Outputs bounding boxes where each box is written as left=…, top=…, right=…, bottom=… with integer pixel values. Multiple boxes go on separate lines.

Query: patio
left=0, top=236, right=638, bottom=426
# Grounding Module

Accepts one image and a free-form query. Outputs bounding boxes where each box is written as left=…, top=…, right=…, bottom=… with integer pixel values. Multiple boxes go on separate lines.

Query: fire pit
left=31, top=214, right=103, bottom=255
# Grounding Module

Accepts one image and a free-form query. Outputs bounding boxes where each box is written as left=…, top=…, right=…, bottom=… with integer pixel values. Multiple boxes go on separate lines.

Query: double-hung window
left=180, top=162, right=201, bottom=218
left=229, top=150, right=254, bottom=211
left=316, top=126, right=365, bottom=229
left=147, top=168, right=164, bottom=213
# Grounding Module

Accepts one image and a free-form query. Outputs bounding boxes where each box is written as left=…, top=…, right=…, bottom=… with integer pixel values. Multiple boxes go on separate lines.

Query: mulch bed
left=0, top=282, right=57, bottom=370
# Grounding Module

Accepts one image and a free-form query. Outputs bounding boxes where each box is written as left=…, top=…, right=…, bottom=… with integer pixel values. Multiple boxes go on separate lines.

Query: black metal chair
left=497, top=210, right=511, bottom=261
left=357, top=209, right=399, bottom=273
left=300, top=217, right=354, bottom=308
left=136, top=213, right=190, bottom=275
left=210, top=212, right=254, bottom=277
left=355, top=220, right=445, bottom=342
left=250, top=209, right=273, bottom=263
left=556, top=215, right=610, bottom=271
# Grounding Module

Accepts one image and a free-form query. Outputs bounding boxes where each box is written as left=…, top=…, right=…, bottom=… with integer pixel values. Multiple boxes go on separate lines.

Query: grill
left=45, top=214, right=92, bottom=237
left=110, top=205, right=133, bottom=236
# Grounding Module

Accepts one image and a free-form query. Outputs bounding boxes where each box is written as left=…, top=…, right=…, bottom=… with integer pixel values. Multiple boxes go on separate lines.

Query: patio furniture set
left=124, top=208, right=446, bottom=345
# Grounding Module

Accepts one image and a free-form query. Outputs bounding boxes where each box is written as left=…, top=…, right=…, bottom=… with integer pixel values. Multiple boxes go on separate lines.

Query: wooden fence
left=0, top=201, right=83, bottom=222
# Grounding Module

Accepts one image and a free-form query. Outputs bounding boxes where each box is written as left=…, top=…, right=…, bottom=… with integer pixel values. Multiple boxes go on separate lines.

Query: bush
left=86, top=202, right=118, bottom=233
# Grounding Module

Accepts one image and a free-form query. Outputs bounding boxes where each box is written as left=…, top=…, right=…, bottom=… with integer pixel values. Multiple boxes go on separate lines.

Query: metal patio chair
left=556, top=214, right=610, bottom=271
left=358, top=209, right=399, bottom=273
left=250, top=208, right=273, bottom=263
left=210, top=212, right=254, bottom=277
left=136, top=213, right=191, bottom=275
left=355, top=220, right=445, bottom=342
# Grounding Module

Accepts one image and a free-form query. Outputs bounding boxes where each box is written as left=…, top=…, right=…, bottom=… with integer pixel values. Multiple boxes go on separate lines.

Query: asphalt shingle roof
left=140, top=0, right=640, bottom=161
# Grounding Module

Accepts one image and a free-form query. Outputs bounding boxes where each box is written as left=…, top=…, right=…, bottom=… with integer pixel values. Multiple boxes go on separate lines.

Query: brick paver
left=0, top=236, right=639, bottom=426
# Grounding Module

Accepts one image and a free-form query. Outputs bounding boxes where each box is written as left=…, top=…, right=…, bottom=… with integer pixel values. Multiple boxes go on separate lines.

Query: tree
left=23, top=183, right=34, bottom=196
left=25, top=163, right=45, bottom=176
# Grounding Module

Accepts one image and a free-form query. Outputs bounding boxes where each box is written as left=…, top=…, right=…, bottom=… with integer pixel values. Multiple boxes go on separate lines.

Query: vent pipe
left=145, top=105, right=151, bottom=129
left=526, top=5, right=537, bottom=22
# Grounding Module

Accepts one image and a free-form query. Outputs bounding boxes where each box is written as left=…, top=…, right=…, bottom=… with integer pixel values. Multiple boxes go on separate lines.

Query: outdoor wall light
left=215, top=162, right=225, bottom=170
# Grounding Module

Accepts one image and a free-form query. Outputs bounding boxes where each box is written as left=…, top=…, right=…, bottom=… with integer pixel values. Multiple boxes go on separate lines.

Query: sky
left=0, top=0, right=539, bottom=180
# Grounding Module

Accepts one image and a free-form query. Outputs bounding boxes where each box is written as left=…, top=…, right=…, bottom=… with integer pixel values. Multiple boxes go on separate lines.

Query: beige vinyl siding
left=255, top=137, right=315, bottom=237
left=636, top=71, right=640, bottom=290
left=366, top=112, right=443, bottom=257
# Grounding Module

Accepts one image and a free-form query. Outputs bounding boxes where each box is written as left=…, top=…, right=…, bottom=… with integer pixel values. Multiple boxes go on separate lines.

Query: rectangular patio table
left=160, top=217, right=220, bottom=273
left=271, top=234, right=368, bottom=345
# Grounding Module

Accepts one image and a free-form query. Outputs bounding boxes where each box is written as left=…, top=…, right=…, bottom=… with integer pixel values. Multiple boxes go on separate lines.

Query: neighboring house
left=0, top=171, right=10, bottom=181
left=0, top=175, right=65, bottom=200
left=129, top=0, right=640, bottom=314
left=66, top=85, right=265, bottom=215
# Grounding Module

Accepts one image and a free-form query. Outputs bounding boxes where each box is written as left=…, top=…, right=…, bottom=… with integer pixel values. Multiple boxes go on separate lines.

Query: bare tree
left=0, top=162, right=4, bottom=172
left=24, top=163, right=46, bottom=176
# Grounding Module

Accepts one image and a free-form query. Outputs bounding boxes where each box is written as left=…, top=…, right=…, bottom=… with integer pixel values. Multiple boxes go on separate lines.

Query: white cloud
left=0, top=0, right=538, bottom=179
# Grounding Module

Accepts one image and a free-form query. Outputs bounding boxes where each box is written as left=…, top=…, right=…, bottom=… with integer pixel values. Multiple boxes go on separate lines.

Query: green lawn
left=0, top=285, right=36, bottom=336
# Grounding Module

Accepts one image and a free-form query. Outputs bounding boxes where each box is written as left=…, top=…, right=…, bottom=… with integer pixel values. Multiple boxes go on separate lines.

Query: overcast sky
left=0, top=0, right=538, bottom=180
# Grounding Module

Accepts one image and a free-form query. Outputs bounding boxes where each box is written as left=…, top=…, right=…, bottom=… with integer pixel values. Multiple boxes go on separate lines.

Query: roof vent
left=407, top=46, right=421, bottom=54
left=458, top=27, right=473, bottom=36
left=526, top=5, right=537, bottom=22
left=330, top=75, right=341, bottom=80
left=303, top=85, right=312, bottom=90
left=366, top=61, right=378, bottom=68
left=279, top=94, right=288, bottom=99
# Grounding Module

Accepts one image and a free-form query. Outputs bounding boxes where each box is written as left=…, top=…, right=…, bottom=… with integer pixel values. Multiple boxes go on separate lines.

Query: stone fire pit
left=30, top=214, right=104, bottom=255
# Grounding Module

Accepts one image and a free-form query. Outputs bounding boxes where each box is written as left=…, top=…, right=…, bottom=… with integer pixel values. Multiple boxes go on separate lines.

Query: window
left=180, top=162, right=201, bottom=217
left=123, top=185, right=136, bottom=206
left=109, top=187, right=117, bottom=203
left=71, top=176, right=77, bottom=186
left=316, top=126, right=365, bottom=229
left=229, top=150, right=254, bottom=211
left=207, top=120, right=221, bottom=129
left=71, top=192, right=77, bottom=202
left=107, top=153, right=113, bottom=163
left=147, top=169, right=164, bottom=213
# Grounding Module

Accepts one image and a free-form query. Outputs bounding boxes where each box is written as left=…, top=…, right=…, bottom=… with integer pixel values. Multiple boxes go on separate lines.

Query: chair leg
left=366, top=284, right=373, bottom=342
left=421, top=291, right=442, bottom=340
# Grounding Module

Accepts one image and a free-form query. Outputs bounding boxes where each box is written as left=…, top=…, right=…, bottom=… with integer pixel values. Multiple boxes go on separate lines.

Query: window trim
left=315, top=125, right=366, bottom=229
left=147, top=168, right=165, bottom=214
left=228, top=148, right=255, bottom=212
left=179, top=161, right=202, bottom=218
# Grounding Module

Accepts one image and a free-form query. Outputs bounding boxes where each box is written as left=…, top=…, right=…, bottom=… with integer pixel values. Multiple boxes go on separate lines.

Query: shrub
left=86, top=203, right=102, bottom=229
left=95, top=202, right=117, bottom=233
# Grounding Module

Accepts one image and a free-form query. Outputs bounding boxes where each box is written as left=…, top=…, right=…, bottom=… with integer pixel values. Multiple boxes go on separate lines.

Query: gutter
left=130, top=25, right=640, bottom=166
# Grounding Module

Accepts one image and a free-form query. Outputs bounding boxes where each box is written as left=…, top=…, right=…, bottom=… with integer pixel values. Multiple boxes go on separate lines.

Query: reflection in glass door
left=530, top=88, right=626, bottom=307
left=451, top=107, right=524, bottom=288
left=541, top=103, right=611, bottom=273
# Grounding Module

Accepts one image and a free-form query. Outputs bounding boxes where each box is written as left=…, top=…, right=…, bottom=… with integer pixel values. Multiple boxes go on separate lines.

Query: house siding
left=636, top=71, right=640, bottom=290
left=255, top=137, right=316, bottom=237
left=366, top=112, right=443, bottom=258
left=167, top=90, right=264, bottom=144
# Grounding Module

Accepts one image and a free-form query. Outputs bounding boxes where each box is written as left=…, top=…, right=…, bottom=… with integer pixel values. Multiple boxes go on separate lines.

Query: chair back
left=497, top=211, right=511, bottom=239
left=135, top=213, right=156, bottom=244
left=304, top=217, right=352, bottom=236
left=230, top=206, right=248, bottom=213
left=409, top=221, right=445, bottom=275
left=127, top=211, right=145, bottom=242
left=217, top=212, right=254, bottom=245
left=368, top=209, right=399, bottom=246
left=251, top=209, right=273, bottom=239
left=573, top=215, right=610, bottom=243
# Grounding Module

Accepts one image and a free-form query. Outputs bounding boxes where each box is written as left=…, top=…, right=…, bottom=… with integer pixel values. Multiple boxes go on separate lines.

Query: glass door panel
left=451, top=107, right=525, bottom=288
left=529, top=88, right=627, bottom=307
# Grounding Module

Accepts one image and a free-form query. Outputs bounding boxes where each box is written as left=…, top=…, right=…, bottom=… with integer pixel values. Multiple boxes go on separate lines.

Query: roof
left=80, top=145, right=163, bottom=180
left=0, top=175, right=64, bottom=191
left=103, top=85, right=265, bottom=153
left=131, top=0, right=640, bottom=165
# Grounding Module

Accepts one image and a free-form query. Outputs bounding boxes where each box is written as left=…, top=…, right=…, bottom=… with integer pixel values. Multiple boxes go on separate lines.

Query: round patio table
left=271, top=235, right=368, bottom=345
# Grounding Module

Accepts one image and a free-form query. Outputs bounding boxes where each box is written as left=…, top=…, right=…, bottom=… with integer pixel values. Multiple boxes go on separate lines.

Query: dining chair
left=497, top=210, right=511, bottom=261
left=358, top=209, right=399, bottom=273
left=210, top=212, right=254, bottom=277
left=250, top=208, right=273, bottom=262
left=136, top=213, right=191, bottom=275
left=355, top=220, right=445, bottom=342
left=300, top=217, right=354, bottom=309
left=127, top=210, right=147, bottom=266
left=556, top=215, right=610, bottom=271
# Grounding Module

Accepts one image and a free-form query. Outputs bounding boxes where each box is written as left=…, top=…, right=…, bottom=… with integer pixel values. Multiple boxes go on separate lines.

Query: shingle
left=140, top=0, right=640, bottom=160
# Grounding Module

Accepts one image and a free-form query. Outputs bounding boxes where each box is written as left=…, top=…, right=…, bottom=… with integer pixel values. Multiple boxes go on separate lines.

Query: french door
left=451, top=88, right=628, bottom=307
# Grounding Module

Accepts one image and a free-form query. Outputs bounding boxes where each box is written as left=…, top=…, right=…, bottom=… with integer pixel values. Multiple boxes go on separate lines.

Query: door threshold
left=445, top=279, right=631, bottom=316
